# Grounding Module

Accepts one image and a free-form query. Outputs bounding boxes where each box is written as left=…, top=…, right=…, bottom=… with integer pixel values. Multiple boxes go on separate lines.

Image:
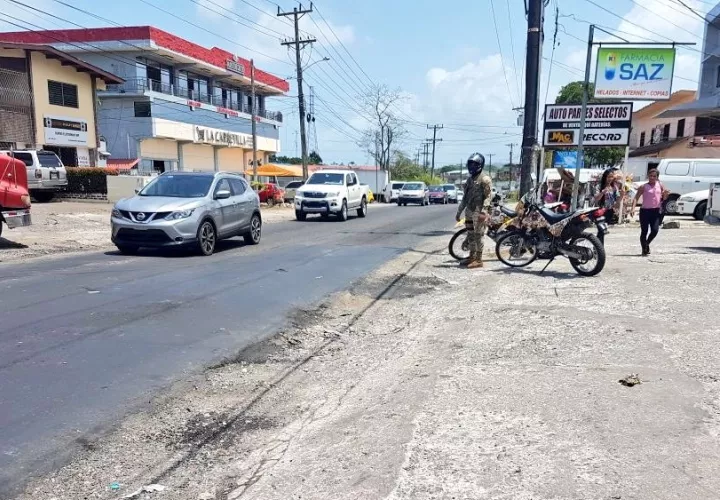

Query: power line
left=671, top=0, right=707, bottom=22
left=489, top=0, right=517, bottom=108
left=505, top=0, right=523, bottom=102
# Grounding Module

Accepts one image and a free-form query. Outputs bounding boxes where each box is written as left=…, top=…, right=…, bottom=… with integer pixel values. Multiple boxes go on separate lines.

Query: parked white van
left=651, top=158, right=720, bottom=214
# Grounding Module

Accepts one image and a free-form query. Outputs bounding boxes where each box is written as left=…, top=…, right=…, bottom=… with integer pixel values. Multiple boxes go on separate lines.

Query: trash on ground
left=619, top=373, right=641, bottom=387
left=110, top=482, right=121, bottom=491
left=663, top=221, right=681, bottom=229
left=122, top=483, right=167, bottom=498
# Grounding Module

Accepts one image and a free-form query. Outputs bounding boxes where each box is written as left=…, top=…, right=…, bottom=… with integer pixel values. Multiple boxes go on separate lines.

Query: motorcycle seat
left=500, top=206, right=517, bottom=218
left=539, top=207, right=572, bottom=224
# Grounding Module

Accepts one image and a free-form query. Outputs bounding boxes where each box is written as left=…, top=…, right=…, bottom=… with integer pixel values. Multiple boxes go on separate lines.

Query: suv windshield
left=307, top=172, right=344, bottom=185
left=37, top=153, right=62, bottom=168
left=392, top=182, right=405, bottom=189
left=429, top=186, right=443, bottom=192
left=403, top=183, right=423, bottom=190
left=442, top=185, right=455, bottom=192
left=140, top=174, right=214, bottom=198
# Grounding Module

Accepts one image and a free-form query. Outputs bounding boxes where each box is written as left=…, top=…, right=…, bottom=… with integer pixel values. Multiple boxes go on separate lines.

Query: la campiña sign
left=594, top=47, right=676, bottom=101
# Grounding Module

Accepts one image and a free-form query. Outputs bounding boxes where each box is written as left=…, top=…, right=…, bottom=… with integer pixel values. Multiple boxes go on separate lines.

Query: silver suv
left=111, top=171, right=261, bottom=256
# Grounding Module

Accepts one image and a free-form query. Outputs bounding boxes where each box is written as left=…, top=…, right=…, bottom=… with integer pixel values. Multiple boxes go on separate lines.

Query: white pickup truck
left=294, top=169, right=370, bottom=221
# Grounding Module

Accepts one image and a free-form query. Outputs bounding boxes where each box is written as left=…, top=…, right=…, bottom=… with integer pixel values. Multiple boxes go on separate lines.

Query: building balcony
left=103, top=77, right=283, bottom=123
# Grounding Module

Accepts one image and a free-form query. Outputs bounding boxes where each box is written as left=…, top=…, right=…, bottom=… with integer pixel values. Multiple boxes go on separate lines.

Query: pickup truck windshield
left=140, top=175, right=214, bottom=198
left=404, top=183, right=423, bottom=190
left=306, top=173, right=344, bottom=185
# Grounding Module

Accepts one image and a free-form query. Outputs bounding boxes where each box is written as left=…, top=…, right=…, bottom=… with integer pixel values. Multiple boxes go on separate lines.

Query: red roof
left=0, top=26, right=289, bottom=92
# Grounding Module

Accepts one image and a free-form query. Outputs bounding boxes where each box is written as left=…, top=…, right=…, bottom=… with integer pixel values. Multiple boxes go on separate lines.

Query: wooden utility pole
left=520, top=0, right=545, bottom=196
left=427, top=124, right=443, bottom=179
left=278, top=3, right=316, bottom=180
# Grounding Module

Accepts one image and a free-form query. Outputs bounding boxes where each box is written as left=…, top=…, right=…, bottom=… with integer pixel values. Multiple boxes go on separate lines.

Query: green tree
left=308, top=151, right=323, bottom=164
left=554, top=81, right=624, bottom=168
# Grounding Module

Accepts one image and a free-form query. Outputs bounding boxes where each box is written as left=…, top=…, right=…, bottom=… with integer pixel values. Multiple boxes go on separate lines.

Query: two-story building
left=629, top=90, right=697, bottom=158
left=0, top=41, right=122, bottom=166
left=0, top=26, right=289, bottom=173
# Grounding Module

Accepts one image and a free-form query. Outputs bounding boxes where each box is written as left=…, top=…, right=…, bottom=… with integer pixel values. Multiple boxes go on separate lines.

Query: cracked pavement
left=14, top=218, right=720, bottom=500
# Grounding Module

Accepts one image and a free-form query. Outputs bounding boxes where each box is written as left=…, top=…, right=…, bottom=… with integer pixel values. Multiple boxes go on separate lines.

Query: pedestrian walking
left=630, top=168, right=669, bottom=256
left=456, top=153, right=492, bottom=269
left=594, top=168, right=624, bottom=243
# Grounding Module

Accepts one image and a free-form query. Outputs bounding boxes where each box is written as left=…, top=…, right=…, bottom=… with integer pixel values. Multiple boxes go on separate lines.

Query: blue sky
left=9, top=0, right=710, bottom=166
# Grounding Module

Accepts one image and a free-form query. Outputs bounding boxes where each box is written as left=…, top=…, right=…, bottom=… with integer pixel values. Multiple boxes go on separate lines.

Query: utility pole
left=506, top=143, right=516, bottom=166
left=520, top=0, right=545, bottom=196
left=251, top=59, right=258, bottom=182
left=422, top=142, right=430, bottom=172
left=279, top=3, right=316, bottom=180
left=427, top=124, right=443, bottom=179
left=487, top=153, right=494, bottom=179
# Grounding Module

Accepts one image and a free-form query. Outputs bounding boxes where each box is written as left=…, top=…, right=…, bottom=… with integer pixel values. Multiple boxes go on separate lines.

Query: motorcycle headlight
left=165, top=209, right=195, bottom=220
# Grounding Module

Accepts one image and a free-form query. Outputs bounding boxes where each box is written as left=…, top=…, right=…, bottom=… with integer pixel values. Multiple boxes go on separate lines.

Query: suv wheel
left=338, top=200, right=348, bottom=221
left=116, top=244, right=139, bottom=255
left=244, top=214, right=262, bottom=245
left=33, top=192, right=55, bottom=203
left=295, top=210, right=307, bottom=221
left=197, top=220, right=217, bottom=256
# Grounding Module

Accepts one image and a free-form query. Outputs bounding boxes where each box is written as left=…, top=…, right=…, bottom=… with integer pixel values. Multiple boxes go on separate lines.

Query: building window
left=134, top=101, right=151, bottom=117
left=639, top=132, right=646, bottom=147
left=48, top=80, right=78, bottom=108
left=677, top=118, right=686, bottom=138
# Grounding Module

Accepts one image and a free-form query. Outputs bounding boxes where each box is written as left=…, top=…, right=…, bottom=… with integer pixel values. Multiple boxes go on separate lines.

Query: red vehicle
left=254, top=182, right=285, bottom=207
left=0, top=153, right=32, bottom=238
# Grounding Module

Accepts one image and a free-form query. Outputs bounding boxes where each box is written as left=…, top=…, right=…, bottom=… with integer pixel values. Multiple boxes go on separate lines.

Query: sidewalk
left=0, top=201, right=297, bottom=264
left=16, top=222, right=720, bottom=500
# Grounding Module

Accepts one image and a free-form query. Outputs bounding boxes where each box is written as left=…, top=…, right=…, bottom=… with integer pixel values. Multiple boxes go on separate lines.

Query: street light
left=286, top=57, right=330, bottom=80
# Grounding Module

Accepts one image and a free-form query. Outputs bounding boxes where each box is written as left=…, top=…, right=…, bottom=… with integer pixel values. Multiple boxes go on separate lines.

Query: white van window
left=694, top=162, right=720, bottom=177
left=665, top=161, right=690, bottom=176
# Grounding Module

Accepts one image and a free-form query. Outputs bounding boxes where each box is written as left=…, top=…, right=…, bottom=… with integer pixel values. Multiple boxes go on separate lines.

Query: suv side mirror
left=215, top=189, right=231, bottom=200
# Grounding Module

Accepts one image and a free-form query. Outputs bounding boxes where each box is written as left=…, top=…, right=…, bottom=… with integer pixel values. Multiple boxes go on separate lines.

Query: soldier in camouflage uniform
left=455, top=153, right=493, bottom=269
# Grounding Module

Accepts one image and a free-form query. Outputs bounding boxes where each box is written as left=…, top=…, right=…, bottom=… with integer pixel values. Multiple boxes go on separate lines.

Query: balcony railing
left=104, top=78, right=283, bottom=122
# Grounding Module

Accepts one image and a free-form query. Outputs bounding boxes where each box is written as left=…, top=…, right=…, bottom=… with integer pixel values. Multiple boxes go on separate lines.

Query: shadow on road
left=104, top=238, right=250, bottom=258
left=486, top=266, right=580, bottom=280
left=688, top=246, right=720, bottom=255
left=0, top=238, right=28, bottom=249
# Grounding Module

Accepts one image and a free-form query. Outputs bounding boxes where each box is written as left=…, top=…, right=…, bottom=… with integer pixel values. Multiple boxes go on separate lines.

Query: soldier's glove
left=455, top=212, right=461, bottom=222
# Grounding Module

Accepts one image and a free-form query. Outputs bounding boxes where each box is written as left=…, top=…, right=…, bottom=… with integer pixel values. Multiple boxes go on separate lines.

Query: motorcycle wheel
left=568, top=232, right=606, bottom=277
left=448, top=227, right=470, bottom=261
left=495, top=231, right=538, bottom=268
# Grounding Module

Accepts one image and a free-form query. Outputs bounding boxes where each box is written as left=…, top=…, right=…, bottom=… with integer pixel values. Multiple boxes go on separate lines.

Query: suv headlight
left=680, top=195, right=696, bottom=202
left=328, top=191, right=340, bottom=198
left=111, top=208, right=122, bottom=218
left=165, top=209, right=195, bottom=220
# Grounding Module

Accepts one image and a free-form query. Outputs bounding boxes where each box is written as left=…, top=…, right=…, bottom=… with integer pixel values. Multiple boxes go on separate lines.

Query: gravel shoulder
left=14, top=220, right=720, bottom=500
left=0, top=201, right=296, bottom=264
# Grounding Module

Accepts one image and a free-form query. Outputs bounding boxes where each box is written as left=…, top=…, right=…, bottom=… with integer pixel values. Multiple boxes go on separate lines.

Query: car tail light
left=35, top=168, right=42, bottom=179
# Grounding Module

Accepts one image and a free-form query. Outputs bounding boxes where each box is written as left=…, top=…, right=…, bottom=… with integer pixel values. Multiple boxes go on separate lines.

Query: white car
left=383, top=181, right=406, bottom=203
left=397, top=182, right=429, bottom=206
left=0, top=149, right=67, bottom=202
left=677, top=189, right=709, bottom=220
left=294, top=169, right=369, bottom=221
left=442, top=184, right=459, bottom=203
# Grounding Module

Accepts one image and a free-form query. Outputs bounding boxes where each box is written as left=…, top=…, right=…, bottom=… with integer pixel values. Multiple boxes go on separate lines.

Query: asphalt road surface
left=0, top=203, right=456, bottom=495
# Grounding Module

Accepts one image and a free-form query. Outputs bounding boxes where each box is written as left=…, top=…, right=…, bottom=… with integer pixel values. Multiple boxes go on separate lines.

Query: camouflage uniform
left=456, top=174, right=493, bottom=262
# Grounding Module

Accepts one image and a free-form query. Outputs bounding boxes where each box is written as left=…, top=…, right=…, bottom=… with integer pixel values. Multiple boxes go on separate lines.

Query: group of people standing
left=453, top=152, right=671, bottom=270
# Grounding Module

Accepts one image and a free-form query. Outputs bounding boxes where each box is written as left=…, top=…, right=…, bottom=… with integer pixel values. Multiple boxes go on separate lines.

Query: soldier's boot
left=459, top=258, right=472, bottom=267
left=467, top=259, right=484, bottom=269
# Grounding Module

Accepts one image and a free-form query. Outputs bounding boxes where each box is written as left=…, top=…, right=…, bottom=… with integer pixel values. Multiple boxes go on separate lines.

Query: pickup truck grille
left=303, top=191, right=326, bottom=199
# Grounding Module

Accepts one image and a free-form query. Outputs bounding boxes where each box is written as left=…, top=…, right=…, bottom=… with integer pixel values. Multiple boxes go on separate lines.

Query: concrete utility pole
left=520, top=0, right=546, bottom=196
left=487, top=153, right=494, bottom=179
left=506, top=143, right=516, bottom=166
left=251, top=59, right=258, bottom=182
left=278, top=3, right=316, bottom=180
left=427, top=124, right=443, bottom=179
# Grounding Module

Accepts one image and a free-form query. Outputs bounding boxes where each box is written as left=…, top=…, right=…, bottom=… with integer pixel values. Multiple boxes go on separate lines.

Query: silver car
left=111, top=171, right=261, bottom=256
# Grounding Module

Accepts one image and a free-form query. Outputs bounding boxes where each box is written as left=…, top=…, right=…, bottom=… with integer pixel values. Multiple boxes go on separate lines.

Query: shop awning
left=107, top=158, right=140, bottom=170
left=250, top=163, right=303, bottom=177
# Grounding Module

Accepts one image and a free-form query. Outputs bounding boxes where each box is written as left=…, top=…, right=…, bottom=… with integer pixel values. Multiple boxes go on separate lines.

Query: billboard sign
left=542, top=103, right=633, bottom=147
left=594, top=47, right=676, bottom=100
left=553, top=150, right=578, bottom=169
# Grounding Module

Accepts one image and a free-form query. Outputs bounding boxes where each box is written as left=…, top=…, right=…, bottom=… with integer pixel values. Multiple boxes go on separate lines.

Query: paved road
left=0, top=203, right=456, bottom=495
